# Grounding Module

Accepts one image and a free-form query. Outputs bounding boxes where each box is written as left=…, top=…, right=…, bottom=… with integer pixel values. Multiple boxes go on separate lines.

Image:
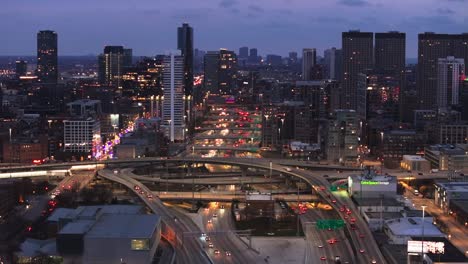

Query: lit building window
left=131, top=239, right=150, bottom=250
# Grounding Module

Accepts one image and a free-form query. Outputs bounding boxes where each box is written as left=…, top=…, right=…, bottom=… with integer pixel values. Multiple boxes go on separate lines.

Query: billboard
left=407, top=241, right=444, bottom=254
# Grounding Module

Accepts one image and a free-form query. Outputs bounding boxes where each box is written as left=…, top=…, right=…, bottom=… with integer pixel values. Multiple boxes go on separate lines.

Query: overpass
left=157, top=192, right=317, bottom=202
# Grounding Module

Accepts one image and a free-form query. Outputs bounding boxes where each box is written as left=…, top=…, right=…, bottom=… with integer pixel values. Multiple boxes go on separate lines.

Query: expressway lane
left=98, top=169, right=210, bottom=264
left=202, top=202, right=263, bottom=264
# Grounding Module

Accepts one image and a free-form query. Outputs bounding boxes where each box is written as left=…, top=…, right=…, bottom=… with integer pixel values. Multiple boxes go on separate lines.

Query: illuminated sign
left=407, top=241, right=445, bottom=254
left=361, top=180, right=389, bottom=185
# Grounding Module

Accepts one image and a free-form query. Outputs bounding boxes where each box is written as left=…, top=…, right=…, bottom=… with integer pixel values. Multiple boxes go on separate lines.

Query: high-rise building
left=239, top=47, right=249, bottom=58
left=218, top=49, right=237, bottom=94
left=15, top=60, right=27, bottom=77
left=323, top=48, right=342, bottom=80
left=123, top=48, right=133, bottom=68
left=203, top=51, right=220, bottom=93
left=63, top=118, right=101, bottom=155
left=177, top=23, right=194, bottom=96
left=249, top=48, right=258, bottom=64
left=302, top=48, right=317, bottom=81
left=203, top=49, right=237, bottom=95
left=37, top=30, right=58, bottom=83
left=375, top=32, right=406, bottom=73
left=266, top=54, right=282, bottom=66
left=326, top=109, right=359, bottom=165
left=417, top=33, right=468, bottom=109
left=162, top=53, right=185, bottom=142
left=342, top=30, right=373, bottom=109
left=437, top=57, right=465, bottom=109
left=98, top=46, right=124, bottom=87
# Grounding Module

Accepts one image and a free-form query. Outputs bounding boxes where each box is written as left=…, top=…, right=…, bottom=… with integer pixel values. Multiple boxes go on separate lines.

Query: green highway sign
left=316, top=219, right=345, bottom=230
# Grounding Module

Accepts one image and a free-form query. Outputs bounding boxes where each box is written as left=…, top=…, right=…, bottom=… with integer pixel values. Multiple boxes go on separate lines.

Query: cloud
left=248, top=5, right=264, bottom=13
left=337, top=0, right=370, bottom=7
left=436, top=8, right=455, bottom=14
left=219, top=0, right=238, bottom=8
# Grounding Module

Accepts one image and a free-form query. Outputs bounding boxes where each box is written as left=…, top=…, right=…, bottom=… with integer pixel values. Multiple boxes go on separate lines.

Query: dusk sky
left=2, top=0, right=468, bottom=57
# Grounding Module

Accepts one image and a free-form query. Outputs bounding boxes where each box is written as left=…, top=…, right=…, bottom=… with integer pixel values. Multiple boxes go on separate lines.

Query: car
left=346, top=210, right=352, bottom=215
left=332, top=200, right=337, bottom=204
left=204, top=208, right=209, bottom=212
left=359, top=249, right=365, bottom=253
left=225, top=251, right=231, bottom=256
left=201, top=233, right=206, bottom=237
left=328, top=239, right=336, bottom=244
left=339, top=208, right=345, bottom=212
left=320, top=256, right=327, bottom=261
left=205, top=236, right=211, bottom=242
left=220, top=205, right=225, bottom=209
left=139, top=190, right=145, bottom=195
left=208, top=242, right=214, bottom=248
left=328, top=228, right=333, bottom=231
left=212, top=213, right=217, bottom=218
left=134, top=185, right=140, bottom=190
left=359, top=234, right=365, bottom=238
left=214, top=249, right=220, bottom=255
left=350, top=218, right=356, bottom=222
left=318, top=245, right=324, bottom=248
left=147, top=194, right=153, bottom=199
left=284, top=167, right=292, bottom=172
left=371, top=260, right=377, bottom=264
left=344, top=215, right=349, bottom=219
left=207, top=219, right=212, bottom=224
left=350, top=224, right=357, bottom=230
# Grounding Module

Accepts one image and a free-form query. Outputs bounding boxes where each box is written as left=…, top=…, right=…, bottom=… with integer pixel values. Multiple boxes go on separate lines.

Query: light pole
left=421, top=205, right=427, bottom=263
left=167, top=119, right=173, bottom=143
left=269, top=161, right=273, bottom=195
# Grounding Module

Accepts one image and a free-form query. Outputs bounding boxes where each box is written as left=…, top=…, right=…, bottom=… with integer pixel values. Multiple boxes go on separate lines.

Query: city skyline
left=2, top=0, right=468, bottom=57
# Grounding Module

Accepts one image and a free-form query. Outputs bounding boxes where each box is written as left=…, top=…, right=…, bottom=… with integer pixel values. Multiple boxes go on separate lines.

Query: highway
left=155, top=192, right=316, bottom=202
left=130, top=174, right=284, bottom=185
left=98, top=169, right=211, bottom=264
left=302, top=208, right=355, bottom=264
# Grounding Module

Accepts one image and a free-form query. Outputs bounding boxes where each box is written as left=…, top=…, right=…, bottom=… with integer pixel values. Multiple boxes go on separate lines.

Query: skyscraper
left=98, top=46, right=124, bottom=87
left=437, top=57, right=465, bottom=109
left=342, top=30, right=373, bottom=109
left=323, top=48, right=342, bottom=80
left=239, top=47, right=249, bottom=58
left=302, top=48, right=317, bottom=81
left=375, top=32, right=405, bottom=73
left=177, top=23, right=194, bottom=96
left=37, top=30, right=58, bottom=83
left=289, top=52, right=298, bottom=64
left=249, top=48, right=258, bottom=64
left=203, top=51, right=220, bottom=93
left=162, top=53, right=185, bottom=142
left=123, top=48, right=133, bottom=68
left=218, top=49, right=237, bottom=94
left=417, top=33, right=468, bottom=109
left=15, top=60, right=27, bottom=78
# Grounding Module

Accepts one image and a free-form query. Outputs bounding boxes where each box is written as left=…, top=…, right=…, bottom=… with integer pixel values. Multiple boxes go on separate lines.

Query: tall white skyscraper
left=302, top=48, right=316, bottom=81
left=162, top=53, right=185, bottom=142
left=437, top=56, right=465, bottom=109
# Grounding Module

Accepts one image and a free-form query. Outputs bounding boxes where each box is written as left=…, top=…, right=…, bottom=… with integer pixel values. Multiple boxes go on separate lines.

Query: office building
left=162, top=53, right=185, bottom=142
left=425, top=144, right=468, bottom=171
left=219, top=49, right=237, bottom=94
left=2, top=135, right=48, bottom=164
left=437, top=56, right=465, bottom=109
left=63, top=117, right=101, bottom=154
left=203, top=51, right=220, bottom=93
left=417, top=32, right=468, bottom=109
left=249, top=48, right=258, bottom=64
left=15, top=60, right=27, bottom=77
left=374, top=32, right=406, bottom=73
left=435, top=182, right=468, bottom=211
left=302, top=48, right=317, bottom=81
left=323, top=48, right=342, bottom=80
left=98, top=46, right=125, bottom=87
left=67, top=99, right=102, bottom=118
left=437, top=124, right=468, bottom=145
left=266, top=54, right=282, bottom=66
left=239, top=46, right=249, bottom=58
left=37, top=30, right=58, bottom=83
left=203, top=49, right=237, bottom=95
left=326, top=109, right=359, bottom=165
left=177, top=23, right=194, bottom=96
left=123, top=48, right=133, bottom=68
left=342, top=30, right=373, bottom=109
left=378, top=130, right=427, bottom=167
left=400, top=155, right=431, bottom=172
left=348, top=170, right=397, bottom=199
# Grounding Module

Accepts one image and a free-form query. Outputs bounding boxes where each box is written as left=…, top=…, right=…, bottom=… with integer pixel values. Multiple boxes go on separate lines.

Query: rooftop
left=402, top=155, right=427, bottom=162
left=450, top=200, right=468, bottom=213
left=354, top=198, right=403, bottom=207
left=411, top=237, right=468, bottom=263
left=385, top=217, right=443, bottom=237
left=435, top=182, right=468, bottom=192
left=85, top=214, right=160, bottom=239
left=59, top=220, right=94, bottom=235
left=48, top=205, right=142, bottom=222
